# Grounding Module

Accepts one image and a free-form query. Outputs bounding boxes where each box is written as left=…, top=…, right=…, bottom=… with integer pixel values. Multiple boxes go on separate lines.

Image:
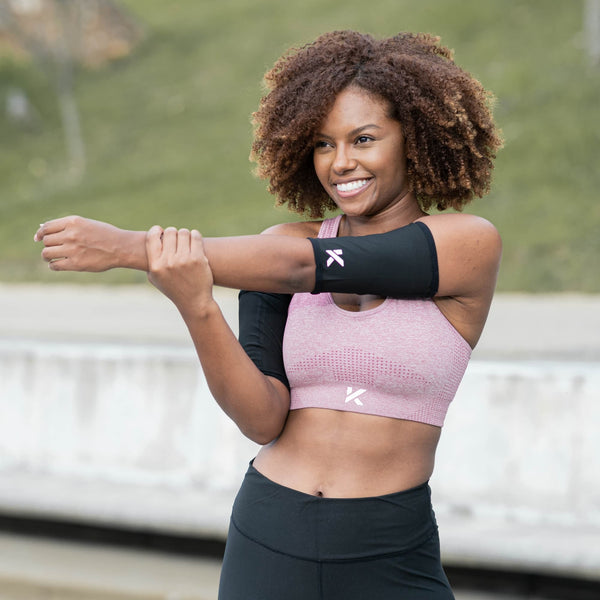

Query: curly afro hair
left=250, top=30, right=503, bottom=218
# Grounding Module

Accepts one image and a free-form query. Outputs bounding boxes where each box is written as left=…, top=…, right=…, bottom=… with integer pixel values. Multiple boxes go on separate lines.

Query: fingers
left=37, top=231, right=65, bottom=248
left=47, top=257, right=72, bottom=271
left=35, top=218, right=68, bottom=266
left=162, top=227, right=177, bottom=256
left=190, top=229, right=206, bottom=258
left=41, top=244, right=68, bottom=263
left=177, top=228, right=191, bottom=254
left=146, top=225, right=164, bottom=266
left=36, top=224, right=70, bottom=265
left=146, top=226, right=196, bottom=260
left=33, top=217, right=73, bottom=242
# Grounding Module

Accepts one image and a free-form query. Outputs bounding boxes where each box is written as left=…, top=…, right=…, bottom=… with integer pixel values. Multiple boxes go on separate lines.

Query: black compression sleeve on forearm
left=238, top=290, right=291, bottom=390
left=309, top=221, right=439, bottom=298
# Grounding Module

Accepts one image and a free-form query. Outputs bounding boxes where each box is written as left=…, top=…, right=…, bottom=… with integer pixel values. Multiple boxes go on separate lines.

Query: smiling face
left=313, top=86, right=416, bottom=224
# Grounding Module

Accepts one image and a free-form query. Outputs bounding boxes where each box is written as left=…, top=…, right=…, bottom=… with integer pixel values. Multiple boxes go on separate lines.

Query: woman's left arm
left=418, top=213, right=502, bottom=300
left=35, top=213, right=500, bottom=300
left=34, top=216, right=317, bottom=291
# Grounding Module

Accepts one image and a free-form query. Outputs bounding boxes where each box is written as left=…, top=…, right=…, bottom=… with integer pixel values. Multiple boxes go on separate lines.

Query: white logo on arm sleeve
left=326, top=249, right=344, bottom=267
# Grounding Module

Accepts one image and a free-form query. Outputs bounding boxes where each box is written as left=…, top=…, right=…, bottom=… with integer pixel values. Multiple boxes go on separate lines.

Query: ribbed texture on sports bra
left=282, top=216, right=471, bottom=427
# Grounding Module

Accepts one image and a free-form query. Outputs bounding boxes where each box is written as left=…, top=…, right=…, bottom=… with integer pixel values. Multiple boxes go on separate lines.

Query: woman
left=35, top=31, right=503, bottom=599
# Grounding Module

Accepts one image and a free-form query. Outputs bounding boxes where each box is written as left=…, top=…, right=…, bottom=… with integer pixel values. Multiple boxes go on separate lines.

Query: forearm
left=203, top=235, right=316, bottom=293
left=114, top=230, right=315, bottom=293
left=181, top=300, right=290, bottom=444
left=119, top=230, right=315, bottom=291
left=111, top=230, right=315, bottom=290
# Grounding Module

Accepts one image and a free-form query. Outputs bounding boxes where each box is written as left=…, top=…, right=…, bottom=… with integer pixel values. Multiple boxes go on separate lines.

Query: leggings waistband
left=230, top=462, right=438, bottom=562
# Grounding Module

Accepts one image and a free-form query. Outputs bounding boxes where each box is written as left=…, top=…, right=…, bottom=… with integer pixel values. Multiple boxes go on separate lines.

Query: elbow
left=238, top=397, right=288, bottom=445
left=240, top=419, right=285, bottom=446
left=248, top=432, right=279, bottom=446
left=224, top=376, right=290, bottom=445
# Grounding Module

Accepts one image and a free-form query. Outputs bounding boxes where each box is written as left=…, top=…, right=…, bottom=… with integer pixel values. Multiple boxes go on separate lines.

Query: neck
left=339, top=191, right=426, bottom=237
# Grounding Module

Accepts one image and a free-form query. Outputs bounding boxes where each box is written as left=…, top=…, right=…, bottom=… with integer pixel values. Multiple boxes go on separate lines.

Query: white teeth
left=336, top=179, right=368, bottom=192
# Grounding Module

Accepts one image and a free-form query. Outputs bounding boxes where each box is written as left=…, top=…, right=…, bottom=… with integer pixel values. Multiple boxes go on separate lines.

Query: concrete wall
left=435, top=360, right=600, bottom=527
left=1, top=285, right=599, bottom=577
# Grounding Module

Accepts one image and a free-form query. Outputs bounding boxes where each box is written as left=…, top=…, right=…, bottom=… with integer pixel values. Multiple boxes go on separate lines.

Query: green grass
left=1, top=0, right=598, bottom=290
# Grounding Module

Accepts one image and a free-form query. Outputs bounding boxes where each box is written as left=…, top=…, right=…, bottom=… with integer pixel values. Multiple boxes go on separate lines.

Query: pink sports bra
left=282, top=216, right=472, bottom=427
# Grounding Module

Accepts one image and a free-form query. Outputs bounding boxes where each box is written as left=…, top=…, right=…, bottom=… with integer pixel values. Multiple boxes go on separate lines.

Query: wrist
left=178, top=296, right=220, bottom=323
left=115, top=229, right=148, bottom=271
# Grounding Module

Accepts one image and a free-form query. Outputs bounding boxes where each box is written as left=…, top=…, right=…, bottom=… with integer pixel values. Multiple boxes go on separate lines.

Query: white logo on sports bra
left=326, top=249, right=344, bottom=267
left=345, top=387, right=366, bottom=406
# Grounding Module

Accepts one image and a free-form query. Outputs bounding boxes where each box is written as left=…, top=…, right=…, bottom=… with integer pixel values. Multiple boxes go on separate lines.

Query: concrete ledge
left=1, top=471, right=600, bottom=584
left=0, top=471, right=235, bottom=539
left=1, top=340, right=599, bottom=579
left=438, top=514, right=600, bottom=581
left=433, top=360, right=600, bottom=529
left=2, top=286, right=600, bottom=582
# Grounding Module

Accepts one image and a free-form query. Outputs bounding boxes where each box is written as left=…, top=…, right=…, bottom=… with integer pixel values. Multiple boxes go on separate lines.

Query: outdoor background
left=1, top=0, right=599, bottom=291
left=1, top=2, right=600, bottom=598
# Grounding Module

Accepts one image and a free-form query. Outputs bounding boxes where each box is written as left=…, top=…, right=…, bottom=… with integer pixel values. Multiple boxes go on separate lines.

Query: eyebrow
left=316, top=124, right=383, bottom=139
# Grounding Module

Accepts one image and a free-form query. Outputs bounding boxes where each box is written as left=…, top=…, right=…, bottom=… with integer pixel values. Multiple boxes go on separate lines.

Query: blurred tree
left=585, top=0, right=600, bottom=66
left=0, top=0, right=142, bottom=182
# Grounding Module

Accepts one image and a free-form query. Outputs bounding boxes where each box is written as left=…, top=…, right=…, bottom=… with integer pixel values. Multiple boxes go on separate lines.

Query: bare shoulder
left=261, top=220, right=323, bottom=238
left=417, top=212, right=500, bottom=240
left=417, top=213, right=502, bottom=261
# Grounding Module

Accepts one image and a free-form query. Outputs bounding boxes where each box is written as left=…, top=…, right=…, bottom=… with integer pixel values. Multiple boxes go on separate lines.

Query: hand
left=146, top=226, right=215, bottom=318
left=34, top=216, right=146, bottom=272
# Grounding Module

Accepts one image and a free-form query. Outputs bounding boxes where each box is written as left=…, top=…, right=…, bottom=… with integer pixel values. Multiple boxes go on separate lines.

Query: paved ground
left=0, top=532, right=552, bottom=600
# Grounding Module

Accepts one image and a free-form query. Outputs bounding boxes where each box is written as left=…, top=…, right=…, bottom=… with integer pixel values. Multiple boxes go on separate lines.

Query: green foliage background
left=1, top=0, right=598, bottom=290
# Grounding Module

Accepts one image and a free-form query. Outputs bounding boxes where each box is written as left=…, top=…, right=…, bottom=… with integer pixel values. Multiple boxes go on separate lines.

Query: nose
left=332, top=144, right=357, bottom=174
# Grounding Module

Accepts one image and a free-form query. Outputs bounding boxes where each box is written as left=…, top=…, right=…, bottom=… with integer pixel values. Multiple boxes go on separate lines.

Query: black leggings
left=218, top=463, right=454, bottom=600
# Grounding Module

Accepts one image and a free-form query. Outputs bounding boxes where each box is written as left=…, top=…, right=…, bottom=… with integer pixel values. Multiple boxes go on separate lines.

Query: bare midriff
left=253, top=408, right=441, bottom=498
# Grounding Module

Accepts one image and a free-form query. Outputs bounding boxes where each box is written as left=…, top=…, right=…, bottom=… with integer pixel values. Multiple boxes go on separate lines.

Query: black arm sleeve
left=238, top=222, right=435, bottom=385
left=238, top=290, right=291, bottom=390
left=309, top=221, right=439, bottom=298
